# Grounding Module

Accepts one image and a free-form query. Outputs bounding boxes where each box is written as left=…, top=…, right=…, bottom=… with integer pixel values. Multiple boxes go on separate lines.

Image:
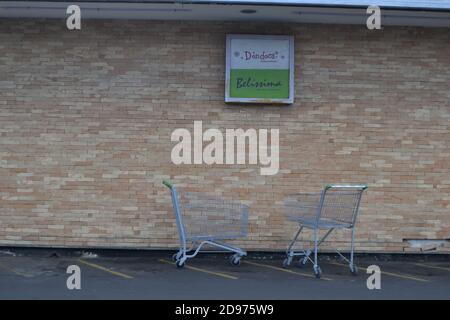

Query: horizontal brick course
left=0, top=19, right=449, bottom=252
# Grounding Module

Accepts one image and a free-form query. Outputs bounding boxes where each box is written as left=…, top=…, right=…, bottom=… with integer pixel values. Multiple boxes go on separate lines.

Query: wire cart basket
left=283, top=185, right=367, bottom=278
left=163, top=180, right=248, bottom=268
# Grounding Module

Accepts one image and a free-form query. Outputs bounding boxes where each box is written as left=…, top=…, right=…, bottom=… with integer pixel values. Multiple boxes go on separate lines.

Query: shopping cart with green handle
left=163, top=180, right=248, bottom=268
left=283, top=185, right=367, bottom=278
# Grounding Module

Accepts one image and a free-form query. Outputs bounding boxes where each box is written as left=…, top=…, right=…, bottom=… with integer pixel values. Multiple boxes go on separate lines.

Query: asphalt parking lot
left=0, top=248, right=449, bottom=299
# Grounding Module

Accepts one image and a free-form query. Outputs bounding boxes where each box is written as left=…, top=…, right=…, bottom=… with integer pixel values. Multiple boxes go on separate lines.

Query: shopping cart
left=283, top=185, right=367, bottom=278
left=163, top=180, right=248, bottom=268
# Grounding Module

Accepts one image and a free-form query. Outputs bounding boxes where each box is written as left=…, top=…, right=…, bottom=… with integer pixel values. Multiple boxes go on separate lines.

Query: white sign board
left=225, top=34, right=294, bottom=104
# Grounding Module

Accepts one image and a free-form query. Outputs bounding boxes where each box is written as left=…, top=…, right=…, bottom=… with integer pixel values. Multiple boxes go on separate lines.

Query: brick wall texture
left=0, top=19, right=449, bottom=253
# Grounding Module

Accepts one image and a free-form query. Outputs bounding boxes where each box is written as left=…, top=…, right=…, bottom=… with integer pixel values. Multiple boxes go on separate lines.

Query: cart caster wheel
left=172, top=252, right=181, bottom=261
left=176, top=259, right=185, bottom=268
left=350, top=265, right=358, bottom=276
left=230, top=255, right=241, bottom=266
left=282, top=257, right=292, bottom=268
left=313, top=265, right=322, bottom=279
left=297, top=256, right=308, bottom=267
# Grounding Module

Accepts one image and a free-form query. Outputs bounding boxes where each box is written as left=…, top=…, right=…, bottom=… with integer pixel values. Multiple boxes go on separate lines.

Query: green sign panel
left=225, top=35, right=294, bottom=104
left=230, top=69, right=290, bottom=99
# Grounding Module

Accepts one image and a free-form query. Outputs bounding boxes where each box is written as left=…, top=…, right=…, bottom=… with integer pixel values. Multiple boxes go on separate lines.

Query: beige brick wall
left=0, top=19, right=449, bottom=253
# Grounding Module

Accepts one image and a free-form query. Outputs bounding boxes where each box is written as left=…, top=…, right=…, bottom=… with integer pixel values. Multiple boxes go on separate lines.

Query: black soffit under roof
left=3, top=0, right=450, bottom=12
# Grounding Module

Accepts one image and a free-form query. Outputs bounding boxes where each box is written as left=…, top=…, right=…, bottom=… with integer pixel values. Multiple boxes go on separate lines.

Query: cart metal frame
left=283, top=185, right=367, bottom=278
left=163, top=180, right=248, bottom=268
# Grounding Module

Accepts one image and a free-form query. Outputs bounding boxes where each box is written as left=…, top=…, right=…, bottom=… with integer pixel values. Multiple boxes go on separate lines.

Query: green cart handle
left=163, top=180, right=173, bottom=189
left=325, top=184, right=368, bottom=190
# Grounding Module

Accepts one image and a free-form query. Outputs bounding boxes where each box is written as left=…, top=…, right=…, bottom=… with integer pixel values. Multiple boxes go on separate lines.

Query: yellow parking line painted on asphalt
left=414, top=263, right=450, bottom=273
left=328, top=262, right=429, bottom=283
left=0, top=261, right=27, bottom=277
left=242, top=260, right=332, bottom=281
left=158, top=259, right=238, bottom=280
left=78, top=259, right=133, bottom=279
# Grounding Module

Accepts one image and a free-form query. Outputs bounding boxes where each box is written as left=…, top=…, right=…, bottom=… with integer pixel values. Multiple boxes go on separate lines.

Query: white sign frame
left=225, top=34, right=295, bottom=104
